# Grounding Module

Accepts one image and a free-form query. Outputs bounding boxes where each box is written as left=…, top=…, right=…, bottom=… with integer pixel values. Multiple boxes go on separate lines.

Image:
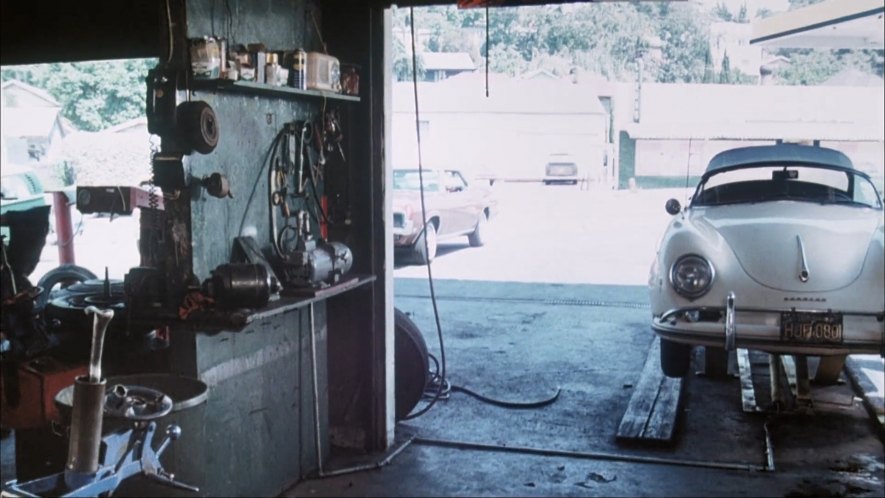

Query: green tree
left=2, top=59, right=156, bottom=132
left=773, top=48, right=884, bottom=85
left=712, top=3, right=733, bottom=22
left=655, top=3, right=709, bottom=83
left=703, top=46, right=715, bottom=83
left=392, top=37, right=425, bottom=82
left=719, top=51, right=732, bottom=83
left=736, top=4, right=749, bottom=23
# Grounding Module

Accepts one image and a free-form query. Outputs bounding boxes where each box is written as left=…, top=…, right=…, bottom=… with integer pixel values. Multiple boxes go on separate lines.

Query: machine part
left=394, top=308, right=429, bottom=421
left=202, top=263, right=278, bottom=309
left=35, top=264, right=97, bottom=311
left=76, top=186, right=165, bottom=215
left=176, top=101, right=219, bottom=155
left=64, top=375, right=107, bottom=489
left=280, top=239, right=353, bottom=288
left=8, top=420, right=199, bottom=496
left=85, top=306, right=114, bottom=383
left=124, top=266, right=163, bottom=312
left=202, top=172, right=233, bottom=198
left=2, top=205, right=51, bottom=282
left=152, top=153, right=190, bottom=190
left=0, top=357, right=87, bottom=430
left=52, top=191, right=76, bottom=265
left=231, top=236, right=281, bottom=300
left=104, top=384, right=173, bottom=421
left=146, top=65, right=177, bottom=136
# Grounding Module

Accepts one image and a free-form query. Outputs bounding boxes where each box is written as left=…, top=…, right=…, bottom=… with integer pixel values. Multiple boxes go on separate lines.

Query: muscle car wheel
left=413, top=222, right=437, bottom=264
left=660, top=338, right=691, bottom=378
left=468, top=213, right=487, bottom=247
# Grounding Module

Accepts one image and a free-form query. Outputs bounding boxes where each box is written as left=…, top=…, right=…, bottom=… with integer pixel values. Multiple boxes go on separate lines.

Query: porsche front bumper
left=652, top=292, right=885, bottom=357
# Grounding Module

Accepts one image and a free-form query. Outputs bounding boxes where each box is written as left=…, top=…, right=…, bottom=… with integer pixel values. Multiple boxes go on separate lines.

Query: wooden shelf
left=181, top=274, right=375, bottom=332
left=191, top=80, right=360, bottom=103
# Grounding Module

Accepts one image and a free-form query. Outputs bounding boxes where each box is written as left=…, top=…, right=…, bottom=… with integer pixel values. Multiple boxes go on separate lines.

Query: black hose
left=451, top=384, right=562, bottom=409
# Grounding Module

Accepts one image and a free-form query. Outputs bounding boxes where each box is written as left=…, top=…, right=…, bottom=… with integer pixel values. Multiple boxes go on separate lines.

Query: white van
left=543, top=153, right=579, bottom=185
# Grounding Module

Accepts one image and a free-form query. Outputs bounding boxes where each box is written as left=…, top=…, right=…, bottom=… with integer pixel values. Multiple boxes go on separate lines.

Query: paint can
left=289, top=48, right=307, bottom=89
left=190, top=36, right=221, bottom=79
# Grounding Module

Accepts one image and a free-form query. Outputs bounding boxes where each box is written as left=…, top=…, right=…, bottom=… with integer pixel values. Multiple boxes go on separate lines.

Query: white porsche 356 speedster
left=649, top=143, right=884, bottom=380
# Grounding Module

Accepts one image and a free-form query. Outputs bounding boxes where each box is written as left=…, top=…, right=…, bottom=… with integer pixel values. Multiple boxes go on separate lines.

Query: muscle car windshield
left=393, top=169, right=441, bottom=192
left=692, top=164, right=883, bottom=209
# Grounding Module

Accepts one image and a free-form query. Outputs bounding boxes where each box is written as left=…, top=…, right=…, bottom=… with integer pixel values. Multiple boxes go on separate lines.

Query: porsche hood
left=693, top=203, right=882, bottom=292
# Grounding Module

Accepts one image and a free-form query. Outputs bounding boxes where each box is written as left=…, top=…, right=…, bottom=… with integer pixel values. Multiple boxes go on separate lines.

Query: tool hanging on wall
left=176, top=101, right=219, bottom=155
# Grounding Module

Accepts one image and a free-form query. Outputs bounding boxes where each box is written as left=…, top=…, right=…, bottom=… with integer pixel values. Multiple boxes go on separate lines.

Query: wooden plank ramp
left=737, top=348, right=760, bottom=413
left=617, top=337, right=684, bottom=442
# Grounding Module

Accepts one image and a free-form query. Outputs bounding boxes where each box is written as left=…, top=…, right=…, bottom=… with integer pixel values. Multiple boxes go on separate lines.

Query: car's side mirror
left=665, top=198, right=681, bottom=215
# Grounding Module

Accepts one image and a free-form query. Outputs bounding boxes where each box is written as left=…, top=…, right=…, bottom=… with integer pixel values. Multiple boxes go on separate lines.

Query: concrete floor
left=286, top=279, right=884, bottom=497
left=2, top=278, right=882, bottom=496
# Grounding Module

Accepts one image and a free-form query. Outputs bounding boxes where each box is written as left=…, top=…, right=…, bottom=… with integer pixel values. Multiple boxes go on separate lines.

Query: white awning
left=751, top=0, right=884, bottom=49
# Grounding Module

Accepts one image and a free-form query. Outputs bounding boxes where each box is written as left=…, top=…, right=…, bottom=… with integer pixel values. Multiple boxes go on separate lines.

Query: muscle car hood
left=392, top=190, right=433, bottom=214
left=692, top=203, right=882, bottom=292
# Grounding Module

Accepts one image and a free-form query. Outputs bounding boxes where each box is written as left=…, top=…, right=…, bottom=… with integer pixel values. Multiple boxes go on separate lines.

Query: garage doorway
left=388, top=0, right=885, bottom=478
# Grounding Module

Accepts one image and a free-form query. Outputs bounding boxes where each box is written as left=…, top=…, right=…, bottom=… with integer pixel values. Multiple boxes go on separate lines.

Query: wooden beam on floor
left=737, top=348, right=759, bottom=413
left=617, top=337, right=683, bottom=442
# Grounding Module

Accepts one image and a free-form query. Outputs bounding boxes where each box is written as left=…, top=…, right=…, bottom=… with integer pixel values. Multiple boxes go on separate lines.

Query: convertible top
left=705, top=144, right=855, bottom=176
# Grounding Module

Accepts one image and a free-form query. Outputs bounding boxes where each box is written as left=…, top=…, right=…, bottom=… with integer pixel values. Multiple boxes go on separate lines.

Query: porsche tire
left=814, top=355, right=846, bottom=385
left=661, top=338, right=691, bottom=378
left=703, top=346, right=729, bottom=379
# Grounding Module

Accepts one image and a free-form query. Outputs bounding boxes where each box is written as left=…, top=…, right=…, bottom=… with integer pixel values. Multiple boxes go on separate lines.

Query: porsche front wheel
left=660, top=338, right=691, bottom=378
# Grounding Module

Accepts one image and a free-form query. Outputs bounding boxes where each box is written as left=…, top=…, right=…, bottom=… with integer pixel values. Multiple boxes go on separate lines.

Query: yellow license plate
left=780, top=312, right=843, bottom=344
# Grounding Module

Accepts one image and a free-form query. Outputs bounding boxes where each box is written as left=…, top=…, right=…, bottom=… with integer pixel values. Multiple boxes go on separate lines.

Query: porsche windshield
left=692, top=165, right=883, bottom=209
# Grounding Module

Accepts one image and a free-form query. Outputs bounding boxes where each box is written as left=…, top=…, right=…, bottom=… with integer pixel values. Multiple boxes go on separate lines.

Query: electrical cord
left=401, top=7, right=559, bottom=420
left=402, top=6, right=446, bottom=421
left=238, top=127, right=287, bottom=238
left=422, top=353, right=560, bottom=409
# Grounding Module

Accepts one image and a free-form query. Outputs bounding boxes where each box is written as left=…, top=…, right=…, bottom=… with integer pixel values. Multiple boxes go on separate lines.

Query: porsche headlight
left=669, top=254, right=714, bottom=299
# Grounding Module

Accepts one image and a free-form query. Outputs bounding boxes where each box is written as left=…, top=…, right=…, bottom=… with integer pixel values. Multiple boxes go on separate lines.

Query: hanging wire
left=402, top=5, right=447, bottom=421
left=485, top=5, right=490, bottom=97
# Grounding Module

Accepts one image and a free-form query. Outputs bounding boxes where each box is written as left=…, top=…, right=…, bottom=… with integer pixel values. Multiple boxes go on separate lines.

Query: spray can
left=290, top=48, right=307, bottom=90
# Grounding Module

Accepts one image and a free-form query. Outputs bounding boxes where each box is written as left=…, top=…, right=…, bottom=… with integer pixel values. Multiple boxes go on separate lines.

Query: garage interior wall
left=2, top=0, right=394, bottom=494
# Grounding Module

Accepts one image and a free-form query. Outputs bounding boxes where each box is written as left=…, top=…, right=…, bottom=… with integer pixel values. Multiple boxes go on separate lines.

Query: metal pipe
left=308, top=303, right=324, bottom=475
left=412, top=436, right=768, bottom=473
left=85, top=306, right=115, bottom=383
left=315, top=436, right=415, bottom=479
left=725, top=292, right=736, bottom=351
left=305, top=297, right=415, bottom=480
left=763, top=420, right=776, bottom=472
left=53, top=191, right=76, bottom=265
left=64, top=375, right=107, bottom=489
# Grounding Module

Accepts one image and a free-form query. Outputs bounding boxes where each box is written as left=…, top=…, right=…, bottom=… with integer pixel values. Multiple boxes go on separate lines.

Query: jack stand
left=781, top=355, right=813, bottom=412
left=769, top=353, right=791, bottom=411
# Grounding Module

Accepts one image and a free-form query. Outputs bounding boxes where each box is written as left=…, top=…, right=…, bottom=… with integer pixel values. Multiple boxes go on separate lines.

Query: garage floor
left=1, top=278, right=882, bottom=496
left=286, top=278, right=884, bottom=497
